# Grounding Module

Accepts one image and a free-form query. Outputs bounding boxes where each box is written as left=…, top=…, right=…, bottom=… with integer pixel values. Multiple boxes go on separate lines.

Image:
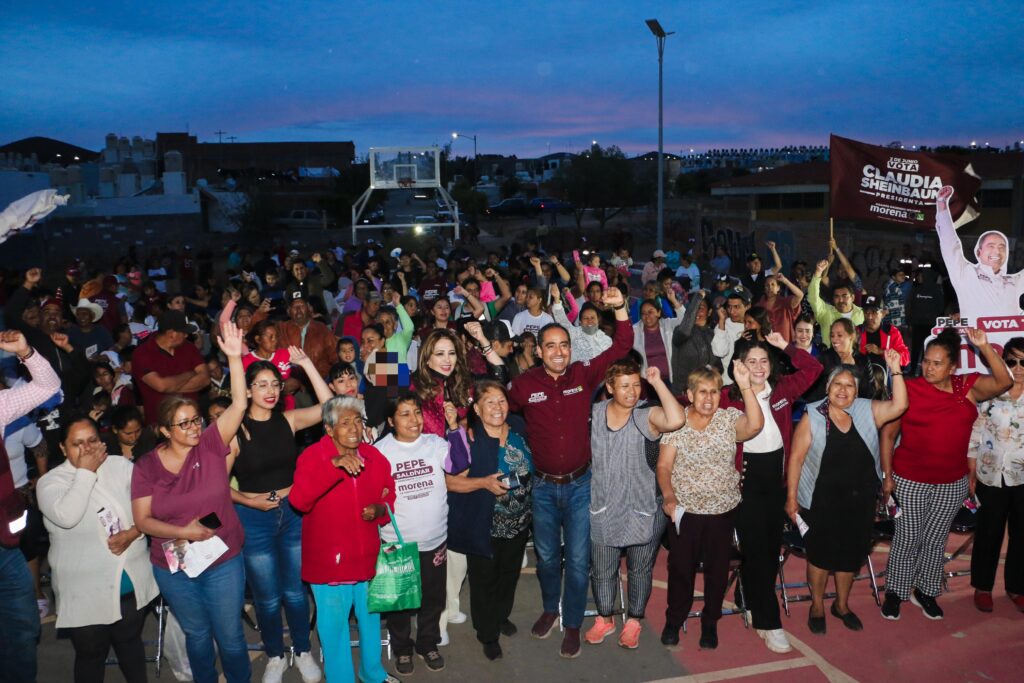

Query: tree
left=554, top=145, right=639, bottom=230
left=451, top=180, right=488, bottom=218
left=501, top=175, right=522, bottom=199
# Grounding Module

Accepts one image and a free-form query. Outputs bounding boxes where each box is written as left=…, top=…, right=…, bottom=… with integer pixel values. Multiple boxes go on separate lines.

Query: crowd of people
left=0, top=220, right=1021, bottom=683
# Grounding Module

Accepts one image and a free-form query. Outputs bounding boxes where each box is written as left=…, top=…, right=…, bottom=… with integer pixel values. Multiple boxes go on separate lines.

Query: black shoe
left=830, top=603, right=863, bottom=631
left=660, top=623, right=681, bottom=646
left=881, top=592, right=901, bottom=621
left=699, top=623, right=718, bottom=649
left=394, top=654, right=414, bottom=676
left=482, top=640, right=503, bottom=661
left=808, top=610, right=827, bottom=635
left=910, top=588, right=944, bottom=620
left=500, top=619, right=518, bottom=637
left=418, top=650, right=445, bottom=672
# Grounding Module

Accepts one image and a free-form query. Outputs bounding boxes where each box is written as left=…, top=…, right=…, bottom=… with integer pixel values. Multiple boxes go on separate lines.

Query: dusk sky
left=2, top=1, right=1021, bottom=158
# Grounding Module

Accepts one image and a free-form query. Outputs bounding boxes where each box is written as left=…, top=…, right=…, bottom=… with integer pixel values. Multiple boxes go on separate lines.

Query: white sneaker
left=757, top=628, right=793, bottom=654
left=438, top=631, right=450, bottom=647
left=447, top=611, right=467, bottom=624
left=294, top=651, right=322, bottom=683
left=262, top=655, right=288, bottom=683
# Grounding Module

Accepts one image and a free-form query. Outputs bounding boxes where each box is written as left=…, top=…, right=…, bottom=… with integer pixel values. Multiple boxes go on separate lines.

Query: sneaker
left=294, top=651, right=323, bottom=683
left=974, top=590, right=994, bottom=613
left=830, top=603, right=863, bottom=631
left=262, top=655, right=288, bottom=683
left=584, top=616, right=616, bottom=644
left=418, top=650, right=445, bottom=672
left=560, top=628, right=582, bottom=658
left=910, top=589, right=944, bottom=620
left=618, top=618, right=641, bottom=649
left=500, top=619, right=517, bottom=637
left=438, top=631, right=450, bottom=647
left=483, top=640, right=503, bottom=660
left=660, top=623, right=681, bottom=647
left=37, top=598, right=49, bottom=620
left=447, top=611, right=467, bottom=624
left=756, top=628, right=792, bottom=654
left=531, top=611, right=559, bottom=639
left=881, top=592, right=902, bottom=621
left=382, top=676, right=401, bottom=683
left=699, top=622, right=718, bottom=650
left=394, top=654, right=414, bottom=676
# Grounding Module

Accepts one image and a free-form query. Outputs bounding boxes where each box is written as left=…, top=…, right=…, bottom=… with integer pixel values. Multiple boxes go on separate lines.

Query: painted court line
left=643, top=656, right=814, bottom=683
left=787, top=633, right=859, bottom=683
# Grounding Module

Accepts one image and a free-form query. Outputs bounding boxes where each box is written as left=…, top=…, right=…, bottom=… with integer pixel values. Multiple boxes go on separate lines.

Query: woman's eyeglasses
left=172, top=416, right=204, bottom=430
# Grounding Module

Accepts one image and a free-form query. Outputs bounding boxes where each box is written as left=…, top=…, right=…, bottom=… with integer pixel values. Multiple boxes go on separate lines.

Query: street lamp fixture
left=452, top=131, right=479, bottom=182
left=647, top=18, right=674, bottom=250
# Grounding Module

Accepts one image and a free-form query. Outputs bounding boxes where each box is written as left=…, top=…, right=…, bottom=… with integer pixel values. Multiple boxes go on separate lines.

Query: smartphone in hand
left=198, top=512, right=223, bottom=530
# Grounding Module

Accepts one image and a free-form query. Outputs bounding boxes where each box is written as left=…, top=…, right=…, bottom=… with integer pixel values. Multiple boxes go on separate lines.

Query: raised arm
left=464, top=321, right=504, bottom=367
left=550, top=255, right=572, bottom=285
left=807, top=261, right=830, bottom=319
left=391, top=291, right=415, bottom=351
left=215, top=321, right=248, bottom=445
left=489, top=269, right=512, bottom=313
left=966, top=328, right=1014, bottom=402
left=777, top=272, right=804, bottom=307
left=286, top=346, right=334, bottom=431
left=830, top=238, right=858, bottom=284
left=934, top=185, right=972, bottom=284
left=580, top=287, right=632, bottom=387
left=645, top=367, right=685, bottom=436
left=872, top=349, right=908, bottom=426
left=766, top=241, right=783, bottom=274
left=0, top=331, right=61, bottom=427
left=732, top=361, right=765, bottom=441
left=672, top=290, right=705, bottom=343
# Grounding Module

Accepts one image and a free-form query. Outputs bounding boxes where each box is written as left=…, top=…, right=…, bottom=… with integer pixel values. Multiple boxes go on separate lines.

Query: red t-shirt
left=131, top=426, right=244, bottom=570
left=893, top=374, right=980, bottom=484
left=132, top=336, right=205, bottom=425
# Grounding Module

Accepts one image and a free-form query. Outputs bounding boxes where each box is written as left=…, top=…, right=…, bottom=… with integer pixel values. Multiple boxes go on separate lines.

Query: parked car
left=273, top=209, right=335, bottom=229
left=485, top=197, right=529, bottom=217
left=529, top=197, right=574, bottom=215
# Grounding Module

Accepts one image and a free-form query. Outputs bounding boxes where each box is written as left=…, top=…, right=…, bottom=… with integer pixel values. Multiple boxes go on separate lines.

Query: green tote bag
left=367, top=504, right=422, bottom=613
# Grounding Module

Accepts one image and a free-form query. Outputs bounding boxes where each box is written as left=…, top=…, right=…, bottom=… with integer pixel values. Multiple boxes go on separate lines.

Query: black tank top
left=233, top=412, right=297, bottom=492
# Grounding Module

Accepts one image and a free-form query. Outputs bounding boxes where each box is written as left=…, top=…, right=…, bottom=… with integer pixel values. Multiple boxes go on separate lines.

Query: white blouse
left=969, top=391, right=1024, bottom=488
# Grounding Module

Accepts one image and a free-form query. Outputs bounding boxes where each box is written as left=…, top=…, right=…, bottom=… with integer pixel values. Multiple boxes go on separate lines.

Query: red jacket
left=290, top=436, right=396, bottom=584
left=719, top=344, right=822, bottom=478
left=508, top=318, right=633, bottom=475
left=857, top=323, right=910, bottom=367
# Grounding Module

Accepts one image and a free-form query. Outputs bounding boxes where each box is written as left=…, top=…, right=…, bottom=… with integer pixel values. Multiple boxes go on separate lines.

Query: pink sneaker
left=618, top=618, right=642, bottom=649
left=584, top=616, right=616, bottom=644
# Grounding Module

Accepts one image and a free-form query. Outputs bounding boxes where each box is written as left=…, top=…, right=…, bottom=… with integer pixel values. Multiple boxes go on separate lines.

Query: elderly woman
left=879, top=328, right=1011, bottom=620
left=131, top=322, right=250, bottom=683
left=289, top=396, right=398, bottom=683
left=38, top=416, right=159, bottom=683
left=447, top=380, right=533, bottom=661
left=585, top=362, right=684, bottom=650
left=657, top=363, right=764, bottom=650
left=785, top=351, right=907, bottom=634
left=968, top=336, right=1024, bottom=613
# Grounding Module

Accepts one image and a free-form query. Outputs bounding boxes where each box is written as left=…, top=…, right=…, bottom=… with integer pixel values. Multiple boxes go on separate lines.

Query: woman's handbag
left=367, top=504, right=422, bottom=613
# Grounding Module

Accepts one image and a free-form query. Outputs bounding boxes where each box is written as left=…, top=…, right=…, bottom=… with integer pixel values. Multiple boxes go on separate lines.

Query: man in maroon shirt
left=131, top=311, right=209, bottom=425
left=507, top=286, right=632, bottom=658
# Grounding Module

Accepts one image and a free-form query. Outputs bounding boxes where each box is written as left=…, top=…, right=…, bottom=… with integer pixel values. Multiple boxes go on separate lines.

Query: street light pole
left=646, top=19, right=674, bottom=250
left=452, top=132, right=478, bottom=183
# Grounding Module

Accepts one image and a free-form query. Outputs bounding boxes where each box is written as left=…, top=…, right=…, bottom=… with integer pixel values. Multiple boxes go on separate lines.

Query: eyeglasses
left=251, top=381, right=284, bottom=391
left=1006, top=359, right=1023, bottom=368
left=172, top=416, right=203, bottom=430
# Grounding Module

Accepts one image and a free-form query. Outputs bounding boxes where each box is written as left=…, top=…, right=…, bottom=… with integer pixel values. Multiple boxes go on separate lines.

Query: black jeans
left=971, top=481, right=1024, bottom=595
left=386, top=544, right=447, bottom=657
left=735, top=449, right=786, bottom=631
left=665, top=509, right=736, bottom=628
left=67, top=592, right=148, bottom=683
left=467, top=529, right=529, bottom=644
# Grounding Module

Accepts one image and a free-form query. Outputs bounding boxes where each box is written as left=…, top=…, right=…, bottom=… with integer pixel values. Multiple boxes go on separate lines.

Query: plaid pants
left=885, top=474, right=968, bottom=599
left=590, top=510, right=666, bottom=619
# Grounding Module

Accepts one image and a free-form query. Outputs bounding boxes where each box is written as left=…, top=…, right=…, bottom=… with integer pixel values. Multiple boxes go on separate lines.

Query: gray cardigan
left=798, top=397, right=881, bottom=509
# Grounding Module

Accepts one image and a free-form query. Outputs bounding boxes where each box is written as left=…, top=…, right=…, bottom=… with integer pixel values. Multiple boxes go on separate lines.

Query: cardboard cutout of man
left=936, top=185, right=1024, bottom=323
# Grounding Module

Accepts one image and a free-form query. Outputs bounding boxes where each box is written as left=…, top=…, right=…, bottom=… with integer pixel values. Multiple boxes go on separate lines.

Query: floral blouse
left=969, top=391, right=1024, bottom=488
left=663, top=407, right=742, bottom=515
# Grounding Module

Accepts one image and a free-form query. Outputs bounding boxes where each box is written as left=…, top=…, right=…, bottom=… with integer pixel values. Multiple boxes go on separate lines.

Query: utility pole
left=646, top=19, right=674, bottom=250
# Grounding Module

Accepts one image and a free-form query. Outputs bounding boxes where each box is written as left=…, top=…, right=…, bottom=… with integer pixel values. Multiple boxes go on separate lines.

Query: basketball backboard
left=369, top=147, right=441, bottom=190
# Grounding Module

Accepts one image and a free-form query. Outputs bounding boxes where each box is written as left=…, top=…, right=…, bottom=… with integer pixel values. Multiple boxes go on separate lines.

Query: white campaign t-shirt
left=375, top=433, right=450, bottom=551
left=512, top=310, right=554, bottom=338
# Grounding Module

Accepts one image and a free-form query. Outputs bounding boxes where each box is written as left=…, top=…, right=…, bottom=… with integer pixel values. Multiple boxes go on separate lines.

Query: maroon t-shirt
left=132, top=335, right=204, bottom=425
left=131, top=426, right=244, bottom=570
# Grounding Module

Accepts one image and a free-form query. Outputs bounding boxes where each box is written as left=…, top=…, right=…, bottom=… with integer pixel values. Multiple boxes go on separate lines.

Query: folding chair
left=777, top=525, right=883, bottom=616
left=684, top=529, right=749, bottom=631
left=943, top=504, right=977, bottom=590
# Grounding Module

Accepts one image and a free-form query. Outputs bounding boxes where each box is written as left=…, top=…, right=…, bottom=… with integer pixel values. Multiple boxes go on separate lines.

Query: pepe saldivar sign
left=829, top=134, right=981, bottom=227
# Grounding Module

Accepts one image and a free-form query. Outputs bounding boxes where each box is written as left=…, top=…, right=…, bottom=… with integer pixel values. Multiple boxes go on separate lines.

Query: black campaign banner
left=829, top=134, right=981, bottom=227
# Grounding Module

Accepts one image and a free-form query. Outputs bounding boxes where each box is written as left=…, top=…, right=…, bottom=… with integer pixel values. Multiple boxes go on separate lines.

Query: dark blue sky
left=2, top=1, right=1021, bottom=157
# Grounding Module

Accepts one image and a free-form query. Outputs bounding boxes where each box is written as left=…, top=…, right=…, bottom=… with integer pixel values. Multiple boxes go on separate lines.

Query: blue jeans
left=235, top=499, right=310, bottom=658
left=0, top=545, right=39, bottom=683
left=531, top=470, right=592, bottom=628
left=311, top=582, right=387, bottom=683
left=154, top=554, right=250, bottom=683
